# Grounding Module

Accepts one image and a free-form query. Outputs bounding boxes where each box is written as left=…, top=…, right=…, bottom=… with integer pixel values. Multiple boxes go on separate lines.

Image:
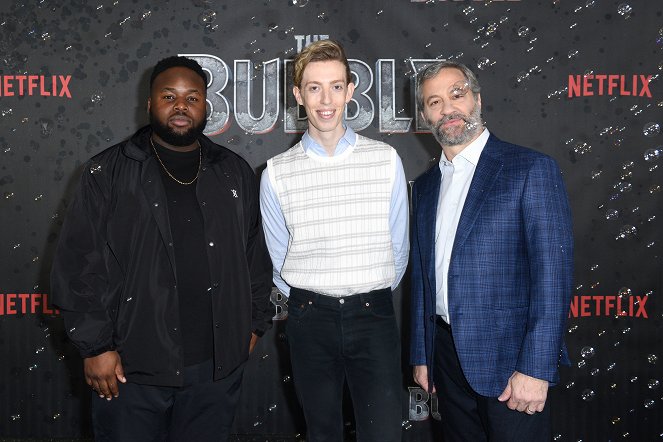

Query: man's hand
left=413, top=364, right=436, bottom=393
left=84, top=351, right=126, bottom=401
left=249, top=333, right=259, bottom=354
left=497, top=371, right=548, bottom=414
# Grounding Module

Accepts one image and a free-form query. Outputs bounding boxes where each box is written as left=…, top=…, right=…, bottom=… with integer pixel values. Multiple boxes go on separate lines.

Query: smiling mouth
left=437, top=113, right=468, bottom=130
left=317, top=110, right=336, bottom=120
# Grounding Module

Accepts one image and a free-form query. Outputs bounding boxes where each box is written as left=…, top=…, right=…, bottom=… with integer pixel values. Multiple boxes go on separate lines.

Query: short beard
left=428, top=103, right=483, bottom=147
left=149, top=112, right=207, bottom=147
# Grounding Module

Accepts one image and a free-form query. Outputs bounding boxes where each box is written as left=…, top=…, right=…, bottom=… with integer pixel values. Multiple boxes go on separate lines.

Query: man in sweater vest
left=260, top=40, right=409, bottom=441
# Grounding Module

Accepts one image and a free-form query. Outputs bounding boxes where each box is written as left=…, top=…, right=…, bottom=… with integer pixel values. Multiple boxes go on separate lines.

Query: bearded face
left=148, top=66, right=208, bottom=149
left=420, top=68, right=484, bottom=148
left=427, top=101, right=483, bottom=147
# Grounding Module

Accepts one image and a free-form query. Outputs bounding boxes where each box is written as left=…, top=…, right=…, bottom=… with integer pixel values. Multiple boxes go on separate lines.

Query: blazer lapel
left=416, top=166, right=441, bottom=294
left=452, top=138, right=503, bottom=256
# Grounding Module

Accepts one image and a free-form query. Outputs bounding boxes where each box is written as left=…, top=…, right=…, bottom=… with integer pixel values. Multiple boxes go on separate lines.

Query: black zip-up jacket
left=50, top=126, right=273, bottom=386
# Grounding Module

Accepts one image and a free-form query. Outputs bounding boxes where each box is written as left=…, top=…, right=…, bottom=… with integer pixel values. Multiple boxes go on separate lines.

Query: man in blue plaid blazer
left=409, top=61, right=573, bottom=441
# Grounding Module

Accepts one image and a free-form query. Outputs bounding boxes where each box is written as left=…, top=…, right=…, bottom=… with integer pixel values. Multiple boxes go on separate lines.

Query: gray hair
left=415, top=61, right=481, bottom=111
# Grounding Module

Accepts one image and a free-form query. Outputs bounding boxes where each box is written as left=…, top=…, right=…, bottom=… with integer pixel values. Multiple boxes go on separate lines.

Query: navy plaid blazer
left=409, top=134, right=574, bottom=397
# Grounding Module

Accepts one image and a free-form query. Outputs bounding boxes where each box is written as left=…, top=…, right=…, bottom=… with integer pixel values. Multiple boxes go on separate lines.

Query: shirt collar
left=301, top=125, right=357, bottom=157
left=439, top=128, right=490, bottom=170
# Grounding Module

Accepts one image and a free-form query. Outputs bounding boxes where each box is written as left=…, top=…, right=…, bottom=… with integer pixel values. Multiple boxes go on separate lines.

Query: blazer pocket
left=494, top=306, right=528, bottom=327
left=492, top=306, right=528, bottom=363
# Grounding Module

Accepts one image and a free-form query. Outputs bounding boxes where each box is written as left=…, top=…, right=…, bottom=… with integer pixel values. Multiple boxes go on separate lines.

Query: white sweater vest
left=267, top=135, right=396, bottom=296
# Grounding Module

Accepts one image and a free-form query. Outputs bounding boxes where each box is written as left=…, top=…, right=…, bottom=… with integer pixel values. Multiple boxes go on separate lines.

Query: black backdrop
left=0, top=0, right=661, bottom=440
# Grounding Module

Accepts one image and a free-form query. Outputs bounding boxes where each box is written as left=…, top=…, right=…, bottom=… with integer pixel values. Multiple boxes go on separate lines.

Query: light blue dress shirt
left=260, top=126, right=410, bottom=296
left=435, top=128, right=490, bottom=323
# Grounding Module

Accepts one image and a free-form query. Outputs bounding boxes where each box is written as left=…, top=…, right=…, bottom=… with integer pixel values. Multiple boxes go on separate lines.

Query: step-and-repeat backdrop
left=0, top=0, right=660, bottom=439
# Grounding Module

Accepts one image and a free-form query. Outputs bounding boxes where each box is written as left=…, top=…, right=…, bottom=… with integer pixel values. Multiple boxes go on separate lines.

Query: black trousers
left=286, top=288, right=403, bottom=442
left=433, top=319, right=551, bottom=442
left=91, top=359, right=245, bottom=442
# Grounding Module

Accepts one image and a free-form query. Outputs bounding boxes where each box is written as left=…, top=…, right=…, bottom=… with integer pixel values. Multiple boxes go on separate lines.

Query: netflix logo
left=0, top=293, right=59, bottom=316
left=0, top=75, right=72, bottom=98
left=568, top=295, right=648, bottom=318
left=568, top=74, right=652, bottom=98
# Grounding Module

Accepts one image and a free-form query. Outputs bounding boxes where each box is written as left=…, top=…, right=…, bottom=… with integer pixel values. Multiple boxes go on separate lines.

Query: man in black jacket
left=50, top=56, right=273, bottom=441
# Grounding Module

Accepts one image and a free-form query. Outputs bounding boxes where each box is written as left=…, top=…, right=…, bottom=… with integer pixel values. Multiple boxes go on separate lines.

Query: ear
left=345, top=82, right=355, bottom=104
left=147, top=97, right=151, bottom=113
left=345, top=82, right=355, bottom=103
left=476, top=93, right=481, bottom=108
left=293, top=86, right=303, bottom=106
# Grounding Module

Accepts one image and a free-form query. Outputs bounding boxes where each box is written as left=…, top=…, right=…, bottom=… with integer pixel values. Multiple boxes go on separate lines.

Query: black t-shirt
left=152, top=140, right=213, bottom=366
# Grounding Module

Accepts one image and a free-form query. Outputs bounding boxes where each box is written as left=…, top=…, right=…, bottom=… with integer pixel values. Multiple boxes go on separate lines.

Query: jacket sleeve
left=409, top=182, right=427, bottom=366
left=516, top=156, right=574, bottom=384
left=50, top=161, right=115, bottom=358
left=243, top=166, right=274, bottom=336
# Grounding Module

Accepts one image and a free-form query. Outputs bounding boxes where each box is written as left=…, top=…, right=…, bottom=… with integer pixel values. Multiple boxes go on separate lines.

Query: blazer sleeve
left=50, top=162, right=115, bottom=358
left=516, top=156, right=574, bottom=384
left=409, top=182, right=427, bottom=366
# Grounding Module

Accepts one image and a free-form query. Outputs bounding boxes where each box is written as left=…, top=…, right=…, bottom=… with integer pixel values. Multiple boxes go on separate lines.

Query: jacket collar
left=122, top=125, right=227, bottom=164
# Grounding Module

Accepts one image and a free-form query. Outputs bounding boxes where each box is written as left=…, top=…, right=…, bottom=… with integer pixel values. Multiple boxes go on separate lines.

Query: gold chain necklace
left=150, top=137, right=201, bottom=186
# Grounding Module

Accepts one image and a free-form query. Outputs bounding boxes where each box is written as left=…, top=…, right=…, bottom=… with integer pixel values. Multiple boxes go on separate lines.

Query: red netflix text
left=0, top=75, right=72, bottom=98
left=568, top=74, right=652, bottom=98
left=569, top=295, right=648, bottom=318
left=0, top=293, right=59, bottom=316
